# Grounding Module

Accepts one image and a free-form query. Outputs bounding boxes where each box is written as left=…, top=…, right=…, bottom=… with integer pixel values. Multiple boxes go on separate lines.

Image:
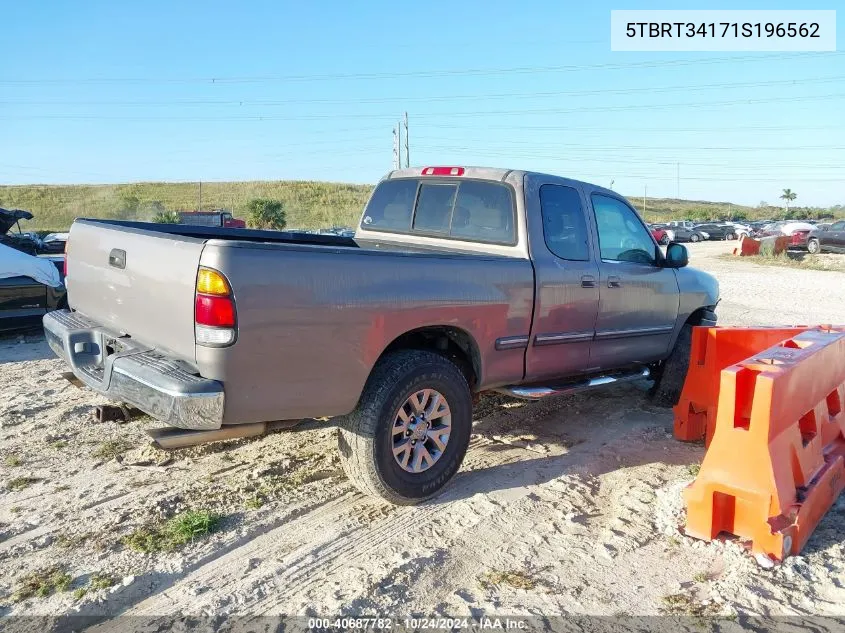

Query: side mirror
left=665, top=243, right=689, bottom=268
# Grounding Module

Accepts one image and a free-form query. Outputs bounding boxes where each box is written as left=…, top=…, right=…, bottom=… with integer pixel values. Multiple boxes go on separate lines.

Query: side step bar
left=496, top=367, right=650, bottom=400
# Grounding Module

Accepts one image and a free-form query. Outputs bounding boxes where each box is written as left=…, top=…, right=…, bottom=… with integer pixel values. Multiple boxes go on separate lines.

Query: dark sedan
left=656, top=224, right=709, bottom=243
left=807, top=220, right=845, bottom=254
left=693, top=223, right=736, bottom=240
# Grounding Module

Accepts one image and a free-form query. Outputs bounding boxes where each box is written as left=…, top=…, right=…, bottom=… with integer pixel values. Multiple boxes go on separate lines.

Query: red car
left=650, top=225, right=671, bottom=245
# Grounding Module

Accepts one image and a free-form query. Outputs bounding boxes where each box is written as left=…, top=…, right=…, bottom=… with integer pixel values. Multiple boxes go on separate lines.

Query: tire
left=659, top=235, right=671, bottom=245
left=337, top=349, right=473, bottom=505
left=690, top=234, right=700, bottom=243
left=650, top=324, right=693, bottom=408
left=726, top=233, right=736, bottom=241
left=808, top=238, right=821, bottom=254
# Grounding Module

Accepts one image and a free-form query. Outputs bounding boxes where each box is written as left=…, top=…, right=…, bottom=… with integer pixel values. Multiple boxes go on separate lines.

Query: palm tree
left=780, top=189, right=797, bottom=213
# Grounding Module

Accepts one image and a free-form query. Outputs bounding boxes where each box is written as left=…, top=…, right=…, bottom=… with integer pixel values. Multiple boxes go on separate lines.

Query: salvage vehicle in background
left=1, top=208, right=41, bottom=255
left=178, top=210, right=246, bottom=228
left=44, top=166, right=719, bottom=504
left=1, top=243, right=66, bottom=332
left=755, top=221, right=815, bottom=250
left=807, top=220, right=845, bottom=254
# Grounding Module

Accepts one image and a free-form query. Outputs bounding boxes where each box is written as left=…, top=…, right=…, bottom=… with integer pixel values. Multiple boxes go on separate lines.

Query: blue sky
left=2, top=0, right=843, bottom=206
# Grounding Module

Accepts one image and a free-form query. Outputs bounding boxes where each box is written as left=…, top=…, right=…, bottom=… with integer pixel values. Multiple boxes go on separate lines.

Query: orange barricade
left=674, top=326, right=814, bottom=445
left=684, top=327, right=845, bottom=560
left=733, top=235, right=788, bottom=256
left=733, top=236, right=760, bottom=256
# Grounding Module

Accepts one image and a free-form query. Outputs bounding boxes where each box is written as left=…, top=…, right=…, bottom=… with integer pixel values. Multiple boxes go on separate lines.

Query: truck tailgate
left=66, top=220, right=205, bottom=363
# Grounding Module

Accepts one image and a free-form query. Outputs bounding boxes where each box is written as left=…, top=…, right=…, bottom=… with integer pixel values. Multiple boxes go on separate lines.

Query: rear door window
left=450, top=180, right=515, bottom=244
left=539, top=184, right=589, bottom=261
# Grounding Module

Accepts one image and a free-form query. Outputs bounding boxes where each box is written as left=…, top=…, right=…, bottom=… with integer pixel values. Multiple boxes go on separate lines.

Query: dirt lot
left=2, top=240, right=844, bottom=623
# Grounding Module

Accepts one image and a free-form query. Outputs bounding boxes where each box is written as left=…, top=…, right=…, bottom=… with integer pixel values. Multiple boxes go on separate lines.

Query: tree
left=780, top=189, right=797, bottom=213
left=245, top=198, right=286, bottom=230
left=153, top=210, right=181, bottom=223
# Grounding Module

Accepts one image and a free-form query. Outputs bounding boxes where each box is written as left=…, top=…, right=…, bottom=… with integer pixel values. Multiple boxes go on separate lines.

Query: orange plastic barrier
left=733, top=235, right=788, bottom=256
left=684, top=327, right=845, bottom=560
left=733, top=236, right=761, bottom=256
left=674, top=326, right=815, bottom=445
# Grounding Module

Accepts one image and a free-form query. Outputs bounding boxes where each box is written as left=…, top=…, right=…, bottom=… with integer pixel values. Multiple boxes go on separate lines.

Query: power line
left=5, top=75, right=845, bottom=107
left=0, top=52, right=837, bottom=85
left=4, top=90, right=844, bottom=122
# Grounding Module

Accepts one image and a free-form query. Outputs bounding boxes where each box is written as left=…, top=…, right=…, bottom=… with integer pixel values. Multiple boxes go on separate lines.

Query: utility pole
left=392, top=126, right=399, bottom=169
left=198, top=181, right=202, bottom=211
left=609, top=179, right=615, bottom=191
left=404, top=112, right=409, bottom=168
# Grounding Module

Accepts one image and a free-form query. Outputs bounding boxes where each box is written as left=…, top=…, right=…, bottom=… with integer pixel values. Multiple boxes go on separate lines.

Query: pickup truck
left=44, top=166, right=719, bottom=504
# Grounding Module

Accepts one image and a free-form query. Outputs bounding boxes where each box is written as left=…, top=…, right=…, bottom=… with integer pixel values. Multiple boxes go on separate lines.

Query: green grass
left=92, top=439, right=134, bottom=461
left=687, top=463, right=701, bottom=477
left=123, top=510, right=220, bottom=553
left=88, top=573, right=115, bottom=591
left=48, top=440, right=68, bottom=450
left=2, top=179, right=841, bottom=232
left=0, top=180, right=373, bottom=231
left=7, top=476, right=40, bottom=491
left=4, top=455, right=22, bottom=467
left=12, top=567, right=73, bottom=602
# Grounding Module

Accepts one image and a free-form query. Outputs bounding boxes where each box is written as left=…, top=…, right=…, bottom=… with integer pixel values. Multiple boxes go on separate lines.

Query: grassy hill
left=0, top=180, right=841, bottom=232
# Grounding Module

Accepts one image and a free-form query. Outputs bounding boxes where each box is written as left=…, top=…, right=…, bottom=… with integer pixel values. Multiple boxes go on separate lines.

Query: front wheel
left=659, top=235, right=671, bottom=245
left=337, top=350, right=473, bottom=504
left=690, top=234, right=700, bottom=243
left=807, top=238, right=821, bottom=254
left=650, top=324, right=693, bottom=408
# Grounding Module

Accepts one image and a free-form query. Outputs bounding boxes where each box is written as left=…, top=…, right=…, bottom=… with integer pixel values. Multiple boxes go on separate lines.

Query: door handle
left=607, top=275, right=622, bottom=288
left=580, top=275, right=596, bottom=288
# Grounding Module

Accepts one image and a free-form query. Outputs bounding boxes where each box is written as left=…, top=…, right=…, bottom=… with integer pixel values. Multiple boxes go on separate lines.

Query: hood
left=0, top=208, right=34, bottom=235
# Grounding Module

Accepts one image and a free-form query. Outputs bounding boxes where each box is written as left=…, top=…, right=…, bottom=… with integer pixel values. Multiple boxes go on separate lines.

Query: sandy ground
left=1, top=240, right=844, bottom=623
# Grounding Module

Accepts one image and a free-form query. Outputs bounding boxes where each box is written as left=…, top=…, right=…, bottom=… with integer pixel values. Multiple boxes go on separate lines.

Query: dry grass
left=719, top=252, right=845, bottom=272
left=478, top=569, right=539, bottom=591
left=12, top=567, right=73, bottom=602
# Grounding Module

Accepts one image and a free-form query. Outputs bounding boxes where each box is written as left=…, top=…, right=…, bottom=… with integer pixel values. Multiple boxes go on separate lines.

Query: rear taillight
left=195, top=267, right=236, bottom=346
left=421, top=166, right=465, bottom=176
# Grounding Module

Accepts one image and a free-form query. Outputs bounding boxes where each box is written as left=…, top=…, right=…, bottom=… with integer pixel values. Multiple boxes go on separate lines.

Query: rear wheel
left=650, top=324, right=693, bottom=408
left=808, top=238, right=821, bottom=254
left=337, top=350, right=473, bottom=504
left=659, top=235, right=671, bottom=245
left=690, top=234, right=700, bottom=243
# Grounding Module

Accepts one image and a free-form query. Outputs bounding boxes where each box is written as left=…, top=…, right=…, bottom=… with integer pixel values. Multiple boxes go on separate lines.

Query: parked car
left=662, top=225, right=708, bottom=243
left=755, top=221, right=816, bottom=249
left=807, top=220, right=845, bottom=254
left=668, top=220, right=697, bottom=230
left=1, top=243, right=66, bottom=332
left=724, top=222, right=752, bottom=239
left=178, top=211, right=246, bottom=229
left=44, top=166, right=719, bottom=504
left=693, top=223, right=736, bottom=241
left=650, top=225, right=671, bottom=245
left=0, top=208, right=41, bottom=255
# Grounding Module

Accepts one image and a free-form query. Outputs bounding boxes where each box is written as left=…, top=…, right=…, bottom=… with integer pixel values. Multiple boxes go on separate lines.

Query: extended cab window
left=539, top=185, right=589, bottom=261
left=591, top=194, right=657, bottom=265
left=362, top=178, right=515, bottom=244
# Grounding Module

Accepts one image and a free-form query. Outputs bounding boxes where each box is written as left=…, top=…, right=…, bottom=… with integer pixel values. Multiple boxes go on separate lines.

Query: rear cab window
left=362, top=178, right=516, bottom=245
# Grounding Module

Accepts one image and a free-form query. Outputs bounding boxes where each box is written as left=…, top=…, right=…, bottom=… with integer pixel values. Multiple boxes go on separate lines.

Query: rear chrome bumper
left=43, top=309, right=224, bottom=430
